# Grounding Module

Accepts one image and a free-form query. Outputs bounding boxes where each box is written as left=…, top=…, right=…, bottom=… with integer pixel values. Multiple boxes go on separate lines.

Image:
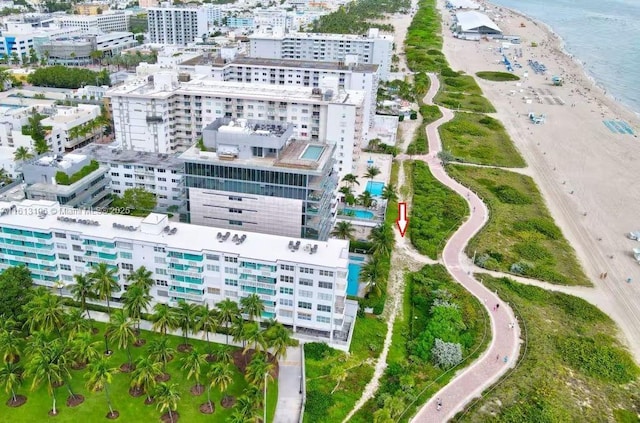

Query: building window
left=225, top=267, right=238, bottom=275
left=317, top=304, right=331, bottom=313
left=224, top=290, right=238, bottom=298
left=279, top=310, right=293, bottom=318
left=318, top=281, right=333, bottom=289
left=279, top=298, right=293, bottom=307
left=319, top=270, right=334, bottom=277
left=117, top=242, right=133, bottom=249
left=156, top=280, right=168, bottom=286
left=54, top=232, right=66, bottom=239
left=280, top=275, right=294, bottom=283
left=280, top=264, right=294, bottom=271
left=60, top=264, right=72, bottom=271
left=229, top=220, right=242, bottom=226
left=56, top=243, right=67, bottom=249
left=299, top=290, right=313, bottom=298
left=318, top=292, right=332, bottom=301
left=155, top=257, right=166, bottom=264
left=154, top=246, right=166, bottom=253
left=207, top=287, right=221, bottom=295
left=206, top=254, right=219, bottom=261
left=229, top=208, right=242, bottom=214
left=120, top=252, right=132, bottom=259
left=206, top=264, right=220, bottom=272
left=224, top=256, right=238, bottom=263
left=279, top=287, right=293, bottom=295
left=299, top=278, right=313, bottom=287
left=58, top=253, right=70, bottom=260
left=317, top=315, right=330, bottom=323
left=73, top=255, right=84, bottom=263
left=299, top=267, right=314, bottom=274
left=297, top=312, right=311, bottom=321
left=72, top=245, right=82, bottom=252
left=224, top=279, right=238, bottom=287
left=121, top=263, right=134, bottom=270
left=298, top=301, right=312, bottom=310
left=156, top=268, right=167, bottom=275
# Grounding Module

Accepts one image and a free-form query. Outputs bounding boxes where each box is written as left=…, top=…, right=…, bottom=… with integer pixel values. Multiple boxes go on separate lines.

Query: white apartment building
left=249, top=27, right=394, bottom=80
left=106, top=72, right=366, bottom=176
left=253, top=9, right=290, bottom=30
left=40, top=104, right=102, bottom=151
left=0, top=199, right=355, bottom=343
left=171, top=55, right=378, bottom=139
left=0, top=23, right=83, bottom=63
left=147, top=6, right=209, bottom=45
left=55, top=11, right=132, bottom=33
left=203, top=4, right=224, bottom=26
left=76, top=144, right=184, bottom=212
left=0, top=104, right=66, bottom=155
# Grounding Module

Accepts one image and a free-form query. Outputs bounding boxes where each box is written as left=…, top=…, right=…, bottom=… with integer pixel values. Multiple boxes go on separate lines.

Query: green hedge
left=55, top=159, right=99, bottom=185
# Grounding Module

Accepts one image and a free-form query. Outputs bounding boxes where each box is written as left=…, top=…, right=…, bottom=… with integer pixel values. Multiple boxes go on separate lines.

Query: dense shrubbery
left=310, top=0, right=409, bottom=34
left=458, top=275, right=640, bottom=421
left=409, top=161, right=467, bottom=259
left=405, top=0, right=446, bottom=73
left=476, top=71, right=521, bottom=82
left=55, top=159, right=99, bottom=185
left=28, top=66, right=110, bottom=89
left=448, top=165, right=590, bottom=285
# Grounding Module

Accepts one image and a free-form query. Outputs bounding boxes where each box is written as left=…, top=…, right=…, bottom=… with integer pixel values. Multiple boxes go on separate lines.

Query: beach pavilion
left=446, top=0, right=481, bottom=10
left=454, top=11, right=503, bottom=39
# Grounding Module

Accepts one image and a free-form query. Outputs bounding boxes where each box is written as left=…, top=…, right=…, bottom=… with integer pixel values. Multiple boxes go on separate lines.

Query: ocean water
left=488, top=0, right=640, bottom=114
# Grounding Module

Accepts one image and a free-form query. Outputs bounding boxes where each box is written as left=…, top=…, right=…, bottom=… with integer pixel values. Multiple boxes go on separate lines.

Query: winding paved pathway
left=409, top=74, right=521, bottom=422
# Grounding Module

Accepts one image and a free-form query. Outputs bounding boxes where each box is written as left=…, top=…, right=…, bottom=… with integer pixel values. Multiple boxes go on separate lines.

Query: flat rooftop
left=0, top=199, right=349, bottom=267
left=29, top=153, right=88, bottom=170
left=249, top=31, right=393, bottom=42
left=76, top=144, right=184, bottom=170
left=180, top=55, right=379, bottom=73
left=107, top=74, right=365, bottom=106
left=179, top=139, right=334, bottom=173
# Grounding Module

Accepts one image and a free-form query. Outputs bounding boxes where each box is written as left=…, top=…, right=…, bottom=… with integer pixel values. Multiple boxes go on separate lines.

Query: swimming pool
left=343, top=208, right=374, bottom=219
left=0, top=104, right=22, bottom=109
left=366, top=181, right=385, bottom=197
left=301, top=145, right=324, bottom=160
left=347, top=255, right=365, bottom=296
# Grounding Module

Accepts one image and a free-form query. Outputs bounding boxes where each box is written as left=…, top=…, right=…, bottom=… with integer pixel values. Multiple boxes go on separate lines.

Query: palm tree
left=180, top=349, right=206, bottom=394
left=240, top=293, right=264, bottom=324
left=122, top=284, right=152, bottom=333
left=13, top=146, right=33, bottom=162
left=126, top=266, right=154, bottom=292
left=147, top=337, right=175, bottom=373
left=210, top=344, right=233, bottom=366
left=63, top=308, right=92, bottom=338
left=85, top=357, right=119, bottom=419
left=69, top=331, right=101, bottom=369
left=0, top=362, right=23, bottom=406
left=25, top=344, right=65, bottom=415
left=231, top=318, right=247, bottom=349
left=360, top=256, right=384, bottom=297
left=265, top=322, right=293, bottom=362
left=368, top=222, right=395, bottom=257
left=46, top=338, right=81, bottom=403
left=0, top=325, right=22, bottom=363
left=151, top=303, right=178, bottom=336
left=243, top=322, right=266, bottom=355
left=89, top=263, right=119, bottom=314
left=130, top=356, right=163, bottom=402
left=107, top=310, right=136, bottom=371
left=365, top=166, right=381, bottom=179
left=245, top=352, right=275, bottom=390
left=24, top=291, right=65, bottom=335
left=382, top=183, right=397, bottom=202
left=206, top=361, right=233, bottom=410
left=34, top=138, right=51, bottom=155
left=331, top=221, right=356, bottom=240
left=195, top=304, right=219, bottom=353
left=342, top=173, right=360, bottom=188
left=176, top=301, right=198, bottom=351
left=217, top=299, right=240, bottom=345
left=338, top=186, right=353, bottom=198
left=70, top=274, right=95, bottom=326
left=358, top=190, right=375, bottom=208
left=154, top=382, right=181, bottom=423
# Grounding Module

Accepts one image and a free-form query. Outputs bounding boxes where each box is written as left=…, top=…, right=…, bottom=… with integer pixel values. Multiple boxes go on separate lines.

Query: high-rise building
left=0, top=199, right=356, bottom=343
left=106, top=72, right=365, bottom=176
left=55, top=11, right=132, bottom=33
left=248, top=27, right=393, bottom=80
left=180, top=118, right=337, bottom=240
left=147, top=6, right=208, bottom=45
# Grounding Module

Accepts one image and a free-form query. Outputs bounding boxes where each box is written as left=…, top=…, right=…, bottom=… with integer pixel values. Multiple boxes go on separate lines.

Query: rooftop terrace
left=180, top=55, right=379, bottom=73
left=76, top=144, right=184, bottom=170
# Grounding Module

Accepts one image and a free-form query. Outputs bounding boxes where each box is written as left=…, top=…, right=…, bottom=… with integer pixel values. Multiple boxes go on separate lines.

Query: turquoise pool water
left=366, top=181, right=385, bottom=197
left=0, top=103, right=22, bottom=109
left=347, top=255, right=365, bottom=296
left=343, top=208, right=374, bottom=219
left=301, top=145, right=324, bottom=160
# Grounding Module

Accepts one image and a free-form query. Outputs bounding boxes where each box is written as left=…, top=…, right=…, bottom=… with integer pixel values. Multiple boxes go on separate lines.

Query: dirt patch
left=155, top=372, right=171, bottom=383
left=52, top=380, right=64, bottom=388
left=221, top=395, right=236, bottom=409
left=66, top=395, right=84, bottom=407
left=232, top=349, right=279, bottom=378
left=9, top=355, right=20, bottom=364
left=119, top=363, right=135, bottom=373
left=199, top=402, right=214, bottom=414
left=190, top=384, right=205, bottom=396
left=205, top=354, right=216, bottom=363
left=71, top=362, right=87, bottom=371
left=106, top=410, right=120, bottom=419
left=160, top=411, right=179, bottom=423
left=91, top=327, right=99, bottom=335
left=133, top=338, right=146, bottom=347
left=144, top=397, right=155, bottom=405
left=177, top=344, right=192, bottom=353
left=6, top=395, right=26, bottom=407
left=129, top=386, right=144, bottom=397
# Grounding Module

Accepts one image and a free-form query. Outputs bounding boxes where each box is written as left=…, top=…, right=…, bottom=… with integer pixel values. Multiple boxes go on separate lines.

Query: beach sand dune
left=439, top=0, right=640, bottom=360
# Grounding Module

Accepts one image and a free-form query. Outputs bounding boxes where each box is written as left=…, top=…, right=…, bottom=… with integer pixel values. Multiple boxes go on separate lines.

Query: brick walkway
left=410, top=74, right=521, bottom=422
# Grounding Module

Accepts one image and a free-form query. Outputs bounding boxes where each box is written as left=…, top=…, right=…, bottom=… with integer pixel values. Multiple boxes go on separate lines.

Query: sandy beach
left=436, top=0, right=640, bottom=360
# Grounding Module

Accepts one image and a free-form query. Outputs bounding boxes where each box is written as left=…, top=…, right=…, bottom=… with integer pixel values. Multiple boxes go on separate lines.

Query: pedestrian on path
left=496, top=303, right=500, bottom=310
left=436, top=398, right=442, bottom=411
left=496, top=354, right=500, bottom=361
left=509, top=322, right=515, bottom=330
left=627, top=277, right=632, bottom=283
left=503, top=356, right=509, bottom=363
left=599, top=272, right=604, bottom=279
left=603, top=272, right=608, bottom=279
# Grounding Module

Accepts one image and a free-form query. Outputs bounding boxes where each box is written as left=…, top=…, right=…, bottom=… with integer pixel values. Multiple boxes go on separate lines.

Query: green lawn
left=447, top=165, right=590, bottom=286
left=304, top=315, right=387, bottom=423
left=457, top=275, right=639, bottom=422
left=406, top=105, right=442, bottom=155
left=350, top=265, right=489, bottom=423
left=434, top=72, right=496, bottom=113
left=4, top=322, right=278, bottom=423
left=475, top=71, right=521, bottom=82
left=439, top=112, right=526, bottom=168
left=409, top=161, right=468, bottom=259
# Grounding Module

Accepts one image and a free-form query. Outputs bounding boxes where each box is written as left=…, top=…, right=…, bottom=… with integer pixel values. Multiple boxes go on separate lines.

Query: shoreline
left=484, top=1, right=640, bottom=120
left=437, top=0, right=640, bottom=361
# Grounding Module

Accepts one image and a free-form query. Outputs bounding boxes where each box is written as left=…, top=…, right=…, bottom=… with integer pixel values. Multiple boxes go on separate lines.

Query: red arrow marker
left=396, top=202, right=408, bottom=237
